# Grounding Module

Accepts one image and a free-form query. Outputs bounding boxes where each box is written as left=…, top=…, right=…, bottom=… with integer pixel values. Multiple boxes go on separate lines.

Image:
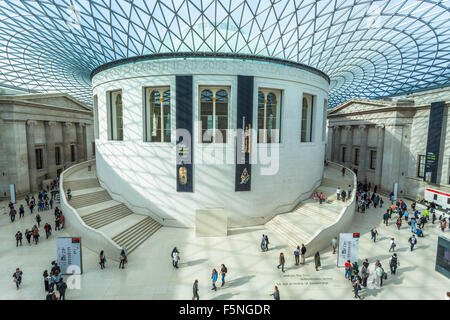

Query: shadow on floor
left=227, top=228, right=265, bottom=236
left=211, top=292, right=240, bottom=300
left=226, top=275, right=256, bottom=288
left=179, top=258, right=208, bottom=268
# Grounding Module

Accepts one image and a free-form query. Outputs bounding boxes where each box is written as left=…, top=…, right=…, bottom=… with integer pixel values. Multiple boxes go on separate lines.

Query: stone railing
left=60, top=160, right=122, bottom=261
left=303, top=161, right=357, bottom=258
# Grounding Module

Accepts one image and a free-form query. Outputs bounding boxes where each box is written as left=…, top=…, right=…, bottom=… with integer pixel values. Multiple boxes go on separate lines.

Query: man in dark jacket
left=300, top=244, right=307, bottom=264
left=277, top=253, right=285, bottom=272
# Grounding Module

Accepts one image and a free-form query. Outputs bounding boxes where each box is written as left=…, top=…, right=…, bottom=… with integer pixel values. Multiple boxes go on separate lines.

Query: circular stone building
left=91, top=54, right=330, bottom=228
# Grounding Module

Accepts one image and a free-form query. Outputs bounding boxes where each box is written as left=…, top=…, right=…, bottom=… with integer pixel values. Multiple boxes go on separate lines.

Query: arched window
left=144, top=87, right=171, bottom=142
left=108, top=90, right=123, bottom=141
left=199, top=87, right=229, bottom=143
left=301, top=94, right=315, bottom=142
left=257, top=89, right=280, bottom=143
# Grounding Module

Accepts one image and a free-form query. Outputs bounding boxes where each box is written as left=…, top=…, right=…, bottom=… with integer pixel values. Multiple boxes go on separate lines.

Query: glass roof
left=0, top=0, right=448, bottom=107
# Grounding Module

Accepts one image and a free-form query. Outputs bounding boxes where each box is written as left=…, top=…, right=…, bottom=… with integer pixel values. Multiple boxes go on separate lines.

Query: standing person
left=9, top=207, right=16, bottom=222
left=264, top=235, right=269, bottom=251
left=12, top=268, right=23, bottom=290
left=410, top=217, right=417, bottom=233
left=408, top=234, right=417, bottom=251
left=361, top=259, right=369, bottom=287
left=314, top=251, right=321, bottom=271
left=67, top=189, right=72, bottom=201
left=440, top=219, right=447, bottom=232
left=370, top=228, right=378, bottom=243
left=49, top=198, right=53, bottom=210
left=389, top=238, right=396, bottom=252
left=347, top=185, right=352, bottom=199
left=171, top=247, right=180, bottom=268
left=389, top=253, right=399, bottom=275
left=344, top=260, right=352, bottom=280
left=313, top=191, right=318, bottom=202
left=277, top=253, right=285, bottom=272
left=60, top=213, right=65, bottom=229
left=15, top=231, right=23, bottom=246
left=380, top=197, right=384, bottom=208
left=55, top=216, right=60, bottom=231
left=88, top=161, right=92, bottom=171
left=19, top=204, right=25, bottom=218
left=43, top=270, right=50, bottom=292
left=375, top=264, right=384, bottom=288
left=99, top=250, right=106, bottom=269
left=36, top=213, right=41, bottom=227
left=260, top=234, right=266, bottom=252
left=119, top=249, right=127, bottom=269
left=341, top=189, right=347, bottom=202
left=396, top=217, right=402, bottom=230
left=25, top=229, right=32, bottom=245
left=374, top=184, right=378, bottom=194
left=352, top=278, right=362, bottom=299
left=192, top=280, right=199, bottom=300
left=319, top=192, right=325, bottom=204
left=432, top=211, right=437, bottom=224
left=300, top=244, right=306, bottom=264
left=211, top=269, right=218, bottom=291
left=220, top=264, right=227, bottom=287
left=336, top=187, right=341, bottom=200
left=294, top=246, right=300, bottom=266
left=32, top=225, right=39, bottom=245
left=56, top=278, right=67, bottom=300
left=331, top=237, right=338, bottom=254
left=44, top=223, right=52, bottom=239
left=383, top=211, right=390, bottom=226
left=270, top=286, right=280, bottom=300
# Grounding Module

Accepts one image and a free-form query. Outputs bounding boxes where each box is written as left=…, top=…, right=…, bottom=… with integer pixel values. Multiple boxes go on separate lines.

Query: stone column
left=326, top=125, right=333, bottom=161
left=344, top=125, right=353, bottom=166
left=75, top=122, right=86, bottom=162
left=44, top=121, right=58, bottom=179
left=374, top=124, right=385, bottom=187
left=332, top=126, right=341, bottom=163
left=62, top=122, right=73, bottom=168
left=26, top=120, right=38, bottom=193
left=358, top=125, right=368, bottom=180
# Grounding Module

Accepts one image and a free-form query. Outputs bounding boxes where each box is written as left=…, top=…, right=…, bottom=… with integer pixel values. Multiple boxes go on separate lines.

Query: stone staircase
left=265, top=165, right=352, bottom=256
left=63, top=166, right=162, bottom=254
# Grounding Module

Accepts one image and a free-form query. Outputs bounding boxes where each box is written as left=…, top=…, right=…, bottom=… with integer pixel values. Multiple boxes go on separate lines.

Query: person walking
left=67, top=189, right=72, bottom=201
left=119, top=249, right=127, bottom=269
left=9, top=207, right=16, bottom=222
left=32, top=225, right=39, bottom=245
left=341, top=189, right=347, bottom=202
left=56, top=278, right=67, bottom=300
left=192, top=280, right=199, bottom=300
left=370, top=228, right=378, bottom=243
left=380, top=197, right=384, bottom=209
left=220, top=264, right=227, bottom=287
left=99, top=250, right=106, bottom=269
left=43, top=270, right=50, bottom=292
left=411, top=217, right=417, bottom=233
left=389, top=253, right=399, bottom=275
left=331, top=237, right=338, bottom=254
left=336, top=187, right=341, bottom=200
left=375, top=264, right=384, bottom=288
left=300, top=244, right=306, bottom=264
left=36, top=213, right=41, bottom=227
left=25, top=229, right=32, bottom=245
left=352, top=278, right=362, bottom=299
left=260, top=234, right=266, bottom=252
left=383, top=211, right=390, bottom=226
left=270, top=286, right=280, bottom=300
left=361, top=259, right=369, bottom=287
left=60, top=213, right=65, bottom=229
left=19, top=204, right=25, bottom=219
left=440, top=219, right=447, bottom=232
left=12, top=268, right=23, bottom=290
left=408, top=234, right=417, bottom=251
left=211, top=269, right=218, bottom=291
left=264, top=235, right=269, bottom=251
left=294, top=246, right=300, bottom=265
left=314, top=251, right=321, bottom=271
left=344, top=260, right=352, bottom=280
left=15, top=231, right=23, bottom=247
left=171, top=247, right=180, bottom=268
left=396, top=217, right=402, bottom=230
left=347, top=185, right=352, bottom=199
left=44, top=223, right=52, bottom=239
left=55, top=216, right=61, bottom=231
left=277, top=253, right=286, bottom=272
left=389, top=238, right=396, bottom=252
left=319, top=192, right=325, bottom=204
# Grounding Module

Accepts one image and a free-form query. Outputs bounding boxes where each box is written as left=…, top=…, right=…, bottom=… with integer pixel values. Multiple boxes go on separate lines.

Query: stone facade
left=0, top=93, right=95, bottom=199
left=326, top=87, right=450, bottom=200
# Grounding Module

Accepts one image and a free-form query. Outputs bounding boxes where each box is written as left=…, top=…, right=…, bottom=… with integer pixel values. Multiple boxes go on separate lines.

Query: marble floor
left=0, top=194, right=448, bottom=300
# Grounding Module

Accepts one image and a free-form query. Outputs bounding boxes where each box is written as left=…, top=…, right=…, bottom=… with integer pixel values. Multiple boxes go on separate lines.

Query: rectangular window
left=417, top=154, right=426, bottom=178
left=35, top=148, right=43, bottom=170
left=370, top=150, right=377, bottom=170
left=257, top=89, right=281, bottom=143
left=55, top=146, right=61, bottom=166
left=199, top=87, right=229, bottom=143
left=354, top=148, right=359, bottom=165
left=107, top=90, right=123, bottom=141
left=301, top=93, right=315, bottom=142
left=322, top=99, right=328, bottom=142
left=70, top=145, right=76, bottom=162
left=342, top=146, right=346, bottom=163
left=144, top=87, right=171, bottom=142
left=93, top=95, right=99, bottom=139
left=434, top=194, right=438, bottom=201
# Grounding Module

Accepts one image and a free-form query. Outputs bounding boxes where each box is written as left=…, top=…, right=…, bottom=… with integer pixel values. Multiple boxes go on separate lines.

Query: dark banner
left=176, top=75, right=193, bottom=192
left=424, top=101, right=445, bottom=184
left=235, top=75, right=253, bottom=192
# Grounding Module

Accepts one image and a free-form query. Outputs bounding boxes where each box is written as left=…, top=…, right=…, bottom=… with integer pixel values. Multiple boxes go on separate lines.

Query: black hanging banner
left=176, top=75, right=193, bottom=192
left=424, top=101, right=445, bottom=184
left=235, top=75, right=254, bottom=192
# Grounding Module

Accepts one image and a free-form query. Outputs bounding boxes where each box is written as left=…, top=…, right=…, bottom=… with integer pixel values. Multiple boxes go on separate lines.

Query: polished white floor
left=0, top=194, right=448, bottom=300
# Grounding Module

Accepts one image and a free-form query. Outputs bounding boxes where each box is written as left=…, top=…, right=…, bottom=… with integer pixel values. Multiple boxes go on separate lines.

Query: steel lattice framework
left=0, top=0, right=449, bottom=107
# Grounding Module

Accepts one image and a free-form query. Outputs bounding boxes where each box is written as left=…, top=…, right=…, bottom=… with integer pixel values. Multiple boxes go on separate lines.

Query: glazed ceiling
left=0, top=0, right=449, bottom=107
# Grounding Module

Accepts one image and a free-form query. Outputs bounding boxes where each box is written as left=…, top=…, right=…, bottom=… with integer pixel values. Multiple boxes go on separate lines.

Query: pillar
left=358, top=125, right=368, bottom=181
left=75, top=122, right=86, bottom=162
left=344, top=125, right=353, bottom=166
left=26, top=120, right=38, bottom=193
left=62, top=122, right=74, bottom=168
left=44, top=121, right=58, bottom=179
left=333, top=126, right=341, bottom=163
left=374, top=124, right=385, bottom=187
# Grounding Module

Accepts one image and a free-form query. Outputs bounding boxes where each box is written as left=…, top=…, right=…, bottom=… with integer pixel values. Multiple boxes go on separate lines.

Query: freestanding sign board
left=337, top=233, right=360, bottom=267
left=56, top=237, right=83, bottom=274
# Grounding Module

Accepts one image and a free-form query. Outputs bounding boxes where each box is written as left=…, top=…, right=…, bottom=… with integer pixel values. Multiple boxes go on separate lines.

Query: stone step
left=82, top=203, right=133, bottom=229
left=63, top=178, right=100, bottom=191
left=69, top=190, right=112, bottom=209
left=265, top=219, right=309, bottom=248
left=265, top=217, right=311, bottom=244
left=77, top=200, right=122, bottom=217
left=112, top=217, right=162, bottom=253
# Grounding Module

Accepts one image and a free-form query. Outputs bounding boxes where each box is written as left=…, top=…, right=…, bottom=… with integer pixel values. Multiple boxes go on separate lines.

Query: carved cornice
left=26, top=120, right=38, bottom=126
